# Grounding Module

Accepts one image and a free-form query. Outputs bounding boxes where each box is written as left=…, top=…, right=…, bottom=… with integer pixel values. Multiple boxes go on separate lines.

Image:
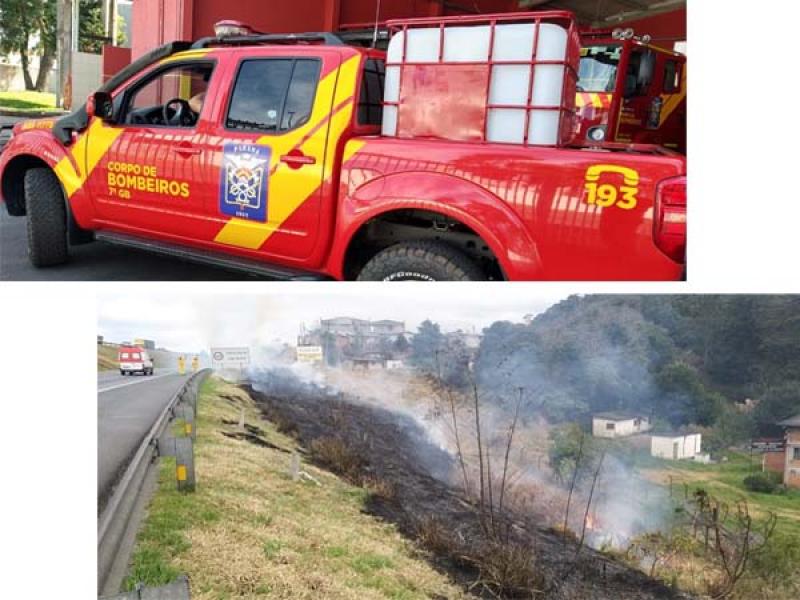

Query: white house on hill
left=651, top=433, right=702, bottom=460
left=592, top=412, right=652, bottom=438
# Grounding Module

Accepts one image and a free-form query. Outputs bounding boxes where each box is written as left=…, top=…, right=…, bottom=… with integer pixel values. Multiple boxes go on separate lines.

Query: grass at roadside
left=124, top=376, right=466, bottom=599
left=0, top=90, right=57, bottom=112
left=98, top=344, right=118, bottom=371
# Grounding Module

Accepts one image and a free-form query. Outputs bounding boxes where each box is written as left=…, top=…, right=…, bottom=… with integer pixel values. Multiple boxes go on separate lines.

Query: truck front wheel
left=24, top=168, right=68, bottom=267
left=357, top=240, right=485, bottom=282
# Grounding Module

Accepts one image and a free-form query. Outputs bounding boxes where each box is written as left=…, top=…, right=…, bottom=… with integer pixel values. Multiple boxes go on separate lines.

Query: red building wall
left=129, top=1, right=685, bottom=59
left=101, top=45, right=132, bottom=82
left=763, top=450, right=786, bottom=474
left=131, top=0, right=194, bottom=59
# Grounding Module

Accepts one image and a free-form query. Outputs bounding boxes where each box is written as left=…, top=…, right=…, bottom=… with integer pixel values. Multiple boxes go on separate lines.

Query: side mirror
left=87, top=91, right=115, bottom=122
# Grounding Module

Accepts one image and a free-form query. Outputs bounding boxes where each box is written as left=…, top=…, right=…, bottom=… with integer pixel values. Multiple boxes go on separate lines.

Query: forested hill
left=473, top=296, right=800, bottom=444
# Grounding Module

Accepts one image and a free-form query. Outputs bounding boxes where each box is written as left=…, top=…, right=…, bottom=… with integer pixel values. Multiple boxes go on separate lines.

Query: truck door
left=207, top=50, right=344, bottom=263
left=87, top=60, right=219, bottom=239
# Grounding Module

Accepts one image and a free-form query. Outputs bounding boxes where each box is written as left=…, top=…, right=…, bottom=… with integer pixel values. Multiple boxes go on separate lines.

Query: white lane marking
left=98, top=373, right=176, bottom=394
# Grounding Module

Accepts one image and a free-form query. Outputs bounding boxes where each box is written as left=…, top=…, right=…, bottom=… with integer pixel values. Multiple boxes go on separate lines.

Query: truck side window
left=358, top=58, right=385, bottom=126
left=663, top=60, right=681, bottom=93
left=226, top=58, right=320, bottom=133
left=123, top=62, right=215, bottom=127
left=624, top=50, right=656, bottom=98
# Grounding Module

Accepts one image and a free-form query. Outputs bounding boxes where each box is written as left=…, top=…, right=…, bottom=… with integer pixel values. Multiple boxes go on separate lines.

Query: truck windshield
left=578, top=45, right=621, bottom=92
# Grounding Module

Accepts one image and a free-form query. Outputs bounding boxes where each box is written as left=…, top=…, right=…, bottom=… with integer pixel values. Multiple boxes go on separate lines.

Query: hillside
left=97, top=344, right=118, bottom=371
left=470, top=296, right=800, bottom=446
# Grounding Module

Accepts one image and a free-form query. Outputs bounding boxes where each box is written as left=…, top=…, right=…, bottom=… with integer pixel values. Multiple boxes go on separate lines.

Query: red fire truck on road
left=118, top=345, right=154, bottom=376
left=0, top=11, right=686, bottom=281
left=576, top=29, right=686, bottom=153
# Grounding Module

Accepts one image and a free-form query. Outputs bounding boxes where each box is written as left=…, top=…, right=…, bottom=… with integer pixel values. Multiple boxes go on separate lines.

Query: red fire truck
left=576, top=28, right=686, bottom=153
left=0, top=11, right=686, bottom=281
left=118, top=345, right=155, bottom=376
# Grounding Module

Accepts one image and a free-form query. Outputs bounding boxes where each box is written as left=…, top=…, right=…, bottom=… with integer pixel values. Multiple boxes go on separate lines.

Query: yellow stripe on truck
left=159, top=49, right=211, bottom=65
left=53, top=119, right=124, bottom=198
left=214, top=54, right=362, bottom=250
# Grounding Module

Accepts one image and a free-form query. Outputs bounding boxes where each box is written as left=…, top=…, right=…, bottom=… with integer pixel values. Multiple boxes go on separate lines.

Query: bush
left=310, top=436, right=365, bottom=479
left=743, top=473, right=780, bottom=494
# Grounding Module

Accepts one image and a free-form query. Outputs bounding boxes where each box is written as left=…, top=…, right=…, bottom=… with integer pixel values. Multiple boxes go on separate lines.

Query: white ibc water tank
left=383, top=21, right=571, bottom=145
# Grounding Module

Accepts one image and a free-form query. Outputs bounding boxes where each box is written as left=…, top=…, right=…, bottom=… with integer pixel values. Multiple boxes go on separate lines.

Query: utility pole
left=56, top=0, right=74, bottom=110
left=102, top=0, right=118, bottom=46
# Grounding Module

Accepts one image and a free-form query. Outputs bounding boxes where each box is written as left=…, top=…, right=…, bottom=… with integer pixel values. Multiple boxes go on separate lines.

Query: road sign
left=296, top=345, right=323, bottom=363
left=751, top=439, right=785, bottom=452
left=210, top=347, right=251, bottom=370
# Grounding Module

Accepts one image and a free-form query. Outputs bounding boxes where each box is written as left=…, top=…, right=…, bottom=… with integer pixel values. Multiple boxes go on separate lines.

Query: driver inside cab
left=124, top=63, right=213, bottom=127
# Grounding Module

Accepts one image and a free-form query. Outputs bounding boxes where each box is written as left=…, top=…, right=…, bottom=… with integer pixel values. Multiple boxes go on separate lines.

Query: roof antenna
left=371, top=0, right=382, bottom=48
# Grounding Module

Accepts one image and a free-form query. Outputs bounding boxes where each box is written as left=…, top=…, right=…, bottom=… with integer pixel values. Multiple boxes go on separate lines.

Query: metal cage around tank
left=382, top=10, right=582, bottom=147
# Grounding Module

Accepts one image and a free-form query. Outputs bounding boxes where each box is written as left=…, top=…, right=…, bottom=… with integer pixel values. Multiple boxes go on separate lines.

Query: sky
left=97, top=284, right=570, bottom=353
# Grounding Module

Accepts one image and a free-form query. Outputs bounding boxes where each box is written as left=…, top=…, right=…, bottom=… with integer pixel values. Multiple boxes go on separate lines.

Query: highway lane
left=97, top=368, right=175, bottom=392
left=98, top=369, right=190, bottom=508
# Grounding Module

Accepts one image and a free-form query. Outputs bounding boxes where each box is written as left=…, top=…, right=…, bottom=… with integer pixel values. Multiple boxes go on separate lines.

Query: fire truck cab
left=118, top=345, right=155, bottom=376
left=577, top=29, right=686, bottom=153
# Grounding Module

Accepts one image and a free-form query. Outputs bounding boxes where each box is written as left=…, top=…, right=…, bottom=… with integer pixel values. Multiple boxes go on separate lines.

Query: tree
left=0, top=1, right=124, bottom=92
left=0, top=0, right=55, bottom=91
left=548, top=423, right=601, bottom=484
left=392, top=334, right=409, bottom=354
left=410, top=320, right=445, bottom=374
left=79, top=0, right=126, bottom=53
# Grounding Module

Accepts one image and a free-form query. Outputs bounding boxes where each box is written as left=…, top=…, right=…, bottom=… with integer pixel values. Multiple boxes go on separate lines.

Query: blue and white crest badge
left=219, top=143, right=270, bottom=222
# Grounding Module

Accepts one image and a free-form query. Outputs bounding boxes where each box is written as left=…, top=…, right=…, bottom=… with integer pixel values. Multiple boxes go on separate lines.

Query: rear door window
left=358, top=58, right=385, bottom=125
left=226, top=58, right=321, bottom=133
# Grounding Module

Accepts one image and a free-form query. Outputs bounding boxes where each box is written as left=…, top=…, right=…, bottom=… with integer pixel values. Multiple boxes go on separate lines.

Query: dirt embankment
left=244, top=381, right=693, bottom=600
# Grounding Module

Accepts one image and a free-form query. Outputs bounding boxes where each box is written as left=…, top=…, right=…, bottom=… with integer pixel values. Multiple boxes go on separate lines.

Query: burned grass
left=125, top=376, right=466, bottom=599
left=245, top=382, right=695, bottom=600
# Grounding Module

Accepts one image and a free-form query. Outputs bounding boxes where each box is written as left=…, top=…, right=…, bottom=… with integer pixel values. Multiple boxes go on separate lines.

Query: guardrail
left=98, top=369, right=210, bottom=596
left=100, top=576, right=191, bottom=600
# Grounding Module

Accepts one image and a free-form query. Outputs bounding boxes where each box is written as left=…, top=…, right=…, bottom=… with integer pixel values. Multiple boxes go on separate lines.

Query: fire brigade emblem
left=219, top=143, right=270, bottom=222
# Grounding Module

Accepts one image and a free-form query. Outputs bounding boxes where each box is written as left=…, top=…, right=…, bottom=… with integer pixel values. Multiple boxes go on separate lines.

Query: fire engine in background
left=118, top=345, right=155, bottom=376
left=576, top=28, right=686, bottom=152
left=0, top=11, right=687, bottom=281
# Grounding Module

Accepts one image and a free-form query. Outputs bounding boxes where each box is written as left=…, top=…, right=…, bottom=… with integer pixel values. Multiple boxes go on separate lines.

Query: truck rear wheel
left=24, top=168, right=68, bottom=267
left=357, top=240, right=485, bottom=282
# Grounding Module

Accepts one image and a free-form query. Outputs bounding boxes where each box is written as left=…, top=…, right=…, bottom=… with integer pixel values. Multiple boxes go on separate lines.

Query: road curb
left=0, top=109, right=67, bottom=118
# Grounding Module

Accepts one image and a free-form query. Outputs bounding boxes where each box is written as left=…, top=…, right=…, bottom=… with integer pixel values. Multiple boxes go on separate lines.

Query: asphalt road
left=97, top=368, right=190, bottom=506
left=0, top=210, right=266, bottom=280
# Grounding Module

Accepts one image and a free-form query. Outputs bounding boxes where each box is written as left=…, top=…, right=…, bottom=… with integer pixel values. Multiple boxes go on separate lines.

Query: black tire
left=24, top=168, right=68, bottom=267
left=120, top=370, right=125, bottom=376
left=357, top=240, right=485, bottom=282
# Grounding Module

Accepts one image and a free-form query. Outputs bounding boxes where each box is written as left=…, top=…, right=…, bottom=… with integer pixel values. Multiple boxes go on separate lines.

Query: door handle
left=280, top=151, right=316, bottom=169
left=173, top=144, right=201, bottom=156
